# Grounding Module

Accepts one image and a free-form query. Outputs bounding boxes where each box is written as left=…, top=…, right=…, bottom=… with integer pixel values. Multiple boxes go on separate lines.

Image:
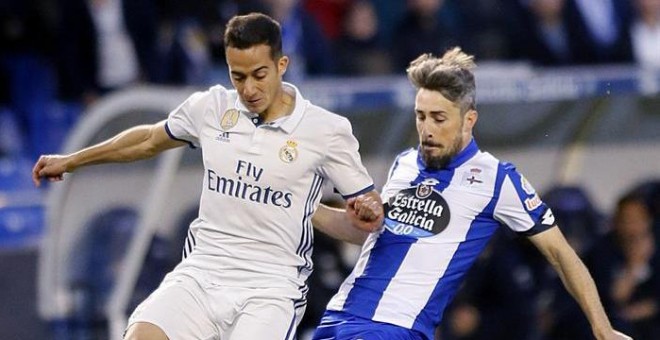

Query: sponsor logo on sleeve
left=524, top=193, right=543, bottom=211
left=541, top=208, right=555, bottom=226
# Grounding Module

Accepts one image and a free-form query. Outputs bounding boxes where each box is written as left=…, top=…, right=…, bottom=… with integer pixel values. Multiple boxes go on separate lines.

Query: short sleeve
left=165, top=90, right=212, bottom=148
left=318, top=117, right=374, bottom=198
left=493, top=164, right=555, bottom=236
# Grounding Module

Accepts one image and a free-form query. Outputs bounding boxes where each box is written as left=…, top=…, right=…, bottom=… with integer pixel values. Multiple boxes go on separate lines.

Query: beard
left=421, top=133, right=463, bottom=170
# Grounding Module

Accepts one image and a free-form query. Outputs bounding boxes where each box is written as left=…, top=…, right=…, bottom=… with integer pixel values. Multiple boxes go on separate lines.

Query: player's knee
left=124, top=322, right=169, bottom=340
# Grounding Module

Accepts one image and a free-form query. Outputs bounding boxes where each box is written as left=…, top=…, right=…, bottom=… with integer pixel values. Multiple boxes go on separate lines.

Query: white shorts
left=126, top=272, right=307, bottom=340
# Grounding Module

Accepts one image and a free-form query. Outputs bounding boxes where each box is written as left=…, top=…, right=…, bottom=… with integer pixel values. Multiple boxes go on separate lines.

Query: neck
left=262, top=85, right=295, bottom=123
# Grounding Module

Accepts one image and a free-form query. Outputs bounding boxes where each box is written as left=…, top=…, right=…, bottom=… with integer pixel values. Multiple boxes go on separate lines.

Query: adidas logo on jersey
left=215, top=131, right=231, bottom=143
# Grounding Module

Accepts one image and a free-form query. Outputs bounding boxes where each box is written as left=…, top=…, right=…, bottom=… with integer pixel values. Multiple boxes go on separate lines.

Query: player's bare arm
left=313, top=191, right=384, bottom=245
left=528, top=227, right=632, bottom=340
left=32, top=120, right=186, bottom=187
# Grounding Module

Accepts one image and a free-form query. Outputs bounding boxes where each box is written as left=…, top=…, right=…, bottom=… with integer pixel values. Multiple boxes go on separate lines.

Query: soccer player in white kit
left=312, top=48, right=632, bottom=340
left=32, top=13, right=383, bottom=340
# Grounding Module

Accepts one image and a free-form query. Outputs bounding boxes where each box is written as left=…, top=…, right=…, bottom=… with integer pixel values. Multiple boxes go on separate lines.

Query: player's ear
left=464, top=109, right=478, bottom=130
left=277, top=56, right=289, bottom=77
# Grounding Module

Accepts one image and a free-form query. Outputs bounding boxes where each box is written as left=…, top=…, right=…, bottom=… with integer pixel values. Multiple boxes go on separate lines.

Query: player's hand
left=32, top=154, right=72, bottom=187
left=346, top=193, right=384, bottom=233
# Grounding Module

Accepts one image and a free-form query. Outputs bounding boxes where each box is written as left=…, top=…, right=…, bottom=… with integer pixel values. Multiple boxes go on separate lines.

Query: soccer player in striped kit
left=312, top=48, right=631, bottom=340
left=32, top=13, right=383, bottom=340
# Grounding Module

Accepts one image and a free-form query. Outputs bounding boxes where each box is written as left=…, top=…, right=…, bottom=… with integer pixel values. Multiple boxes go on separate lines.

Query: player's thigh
left=126, top=274, right=218, bottom=340
left=226, top=296, right=305, bottom=340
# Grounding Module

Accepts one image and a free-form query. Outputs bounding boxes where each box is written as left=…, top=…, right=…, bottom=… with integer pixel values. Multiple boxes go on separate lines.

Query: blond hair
left=406, top=47, right=476, bottom=113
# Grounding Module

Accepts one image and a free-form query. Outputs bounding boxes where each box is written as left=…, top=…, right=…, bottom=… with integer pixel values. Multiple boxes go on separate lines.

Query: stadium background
left=1, top=0, right=659, bottom=339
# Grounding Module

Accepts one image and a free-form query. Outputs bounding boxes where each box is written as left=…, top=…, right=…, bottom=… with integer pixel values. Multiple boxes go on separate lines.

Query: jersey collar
left=234, top=82, right=307, bottom=134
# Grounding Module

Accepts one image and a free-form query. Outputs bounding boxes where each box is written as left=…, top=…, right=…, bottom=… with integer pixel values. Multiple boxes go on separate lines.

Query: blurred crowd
left=2, top=0, right=660, bottom=159
left=3, top=0, right=660, bottom=97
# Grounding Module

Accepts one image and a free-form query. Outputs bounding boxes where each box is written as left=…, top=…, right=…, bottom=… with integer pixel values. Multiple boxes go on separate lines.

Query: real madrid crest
left=279, top=140, right=298, bottom=163
left=220, top=109, right=239, bottom=131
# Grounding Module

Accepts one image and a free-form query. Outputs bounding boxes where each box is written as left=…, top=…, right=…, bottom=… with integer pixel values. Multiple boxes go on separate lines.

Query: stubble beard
left=422, top=133, right=464, bottom=170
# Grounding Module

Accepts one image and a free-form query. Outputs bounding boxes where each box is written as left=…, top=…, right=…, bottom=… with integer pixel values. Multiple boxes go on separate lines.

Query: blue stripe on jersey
left=164, top=122, right=197, bottom=149
left=502, top=164, right=550, bottom=235
left=297, top=174, right=324, bottom=276
left=410, top=162, right=508, bottom=338
left=342, top=231, right=418, bottom=317
left=387, top=148, right=415, bottom=181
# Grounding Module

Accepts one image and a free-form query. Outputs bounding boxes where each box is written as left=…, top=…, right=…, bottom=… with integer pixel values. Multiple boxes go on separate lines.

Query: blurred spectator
left=391, top=0, right=459, bottom=70
left=631, top=180, right=660, bottom=255
left=586, top=191, right=660, bottom=340
left=564, top=0, right=634, bottom=64
left=303, top=0, right=352, bottom=41
left=630, top=0, right=660, bottom=69
left=262, top=0, right=335, bottom=81
left=455, top=0, right=513, bottom=60
left=56, top=0, right=162, bottom=104
left=509, top=0, right=575, bottom=66
left=334, top=0, right=392, bottom=76
left=157, top=0, right=267, bottom=78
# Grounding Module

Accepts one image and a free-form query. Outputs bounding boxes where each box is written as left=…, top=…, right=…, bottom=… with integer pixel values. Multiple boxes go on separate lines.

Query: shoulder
left=303, top=103, right=353, bottom=132
left=186, top=85, right=234, bottom=113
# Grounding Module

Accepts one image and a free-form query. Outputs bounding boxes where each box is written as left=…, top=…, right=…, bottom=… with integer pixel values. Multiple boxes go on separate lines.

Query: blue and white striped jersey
left=326, top=139, right=555, bottom=339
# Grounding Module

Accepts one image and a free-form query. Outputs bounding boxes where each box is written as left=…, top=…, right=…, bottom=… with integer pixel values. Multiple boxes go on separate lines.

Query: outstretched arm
left=528, top=227, right=632, bottom=340
left=313, top=191, right=384, bottom=245
left=32, top=120, right=186, bottom=187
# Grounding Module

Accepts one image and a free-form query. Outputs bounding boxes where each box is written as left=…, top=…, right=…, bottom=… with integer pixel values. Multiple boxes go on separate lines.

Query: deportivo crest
left=279, top=140, right=298, bottom=163
left=220, top=109, right=239, bottom=130
left=383, top=184, right=451, bottom=238
left=416, top=184, right=433, bottom=199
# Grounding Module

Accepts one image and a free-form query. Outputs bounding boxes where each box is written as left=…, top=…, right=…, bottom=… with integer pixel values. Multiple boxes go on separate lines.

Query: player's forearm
left=551, top=247, right=614, bottom=338
left=66, top=125, right=161, bottom=172
left=313, top=204, right=369, bottom=245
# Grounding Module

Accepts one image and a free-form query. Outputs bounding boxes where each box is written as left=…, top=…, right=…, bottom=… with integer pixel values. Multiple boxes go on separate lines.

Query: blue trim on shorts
left=312, top=310, right=427, bottom=340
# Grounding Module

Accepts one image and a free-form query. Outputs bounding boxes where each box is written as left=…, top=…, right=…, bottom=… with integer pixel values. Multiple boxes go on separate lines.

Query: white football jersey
left=165, top=83, right=374, bottom=298
left=326, top=140, right=554, bottom=339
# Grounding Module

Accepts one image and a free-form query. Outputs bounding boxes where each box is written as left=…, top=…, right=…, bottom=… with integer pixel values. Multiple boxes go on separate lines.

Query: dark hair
left=406, top=47, right=477, bottom=113
left=224, top=13, right=283, bottom=60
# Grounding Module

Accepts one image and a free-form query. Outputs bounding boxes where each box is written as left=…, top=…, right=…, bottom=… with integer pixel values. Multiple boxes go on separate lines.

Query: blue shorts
left=311, top=310, right=426, bottom=340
